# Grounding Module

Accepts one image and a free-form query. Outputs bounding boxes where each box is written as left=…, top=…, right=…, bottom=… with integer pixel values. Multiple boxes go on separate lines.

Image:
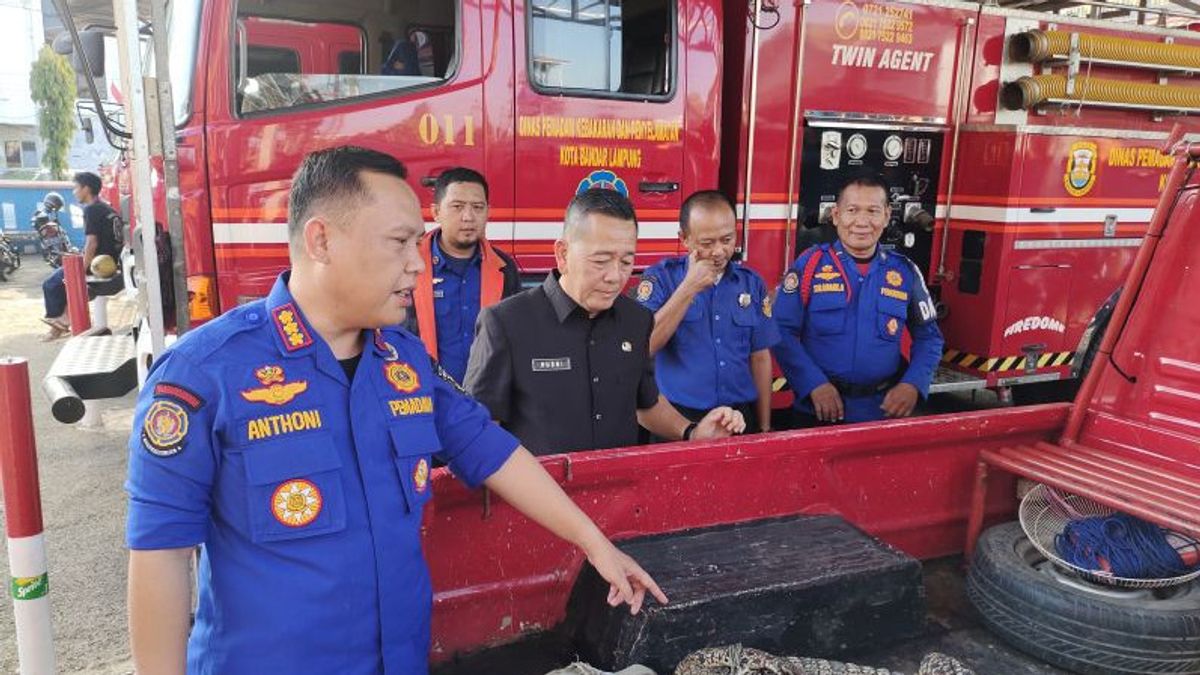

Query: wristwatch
left=682, top=422, right=698, bottom=441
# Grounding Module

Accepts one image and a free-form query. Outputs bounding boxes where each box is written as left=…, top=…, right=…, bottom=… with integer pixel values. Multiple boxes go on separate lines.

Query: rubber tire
left=966, top=522, right=1200, bottom=674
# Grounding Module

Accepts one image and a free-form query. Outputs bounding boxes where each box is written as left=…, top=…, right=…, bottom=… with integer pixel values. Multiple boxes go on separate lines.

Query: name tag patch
left=389, top=395, right=434, bottom=417
left=532, top=357, right=572, bottom=372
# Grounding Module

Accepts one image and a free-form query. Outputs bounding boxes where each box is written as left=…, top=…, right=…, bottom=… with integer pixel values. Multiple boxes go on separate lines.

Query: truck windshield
left=166, top=0, right=202, bottom=125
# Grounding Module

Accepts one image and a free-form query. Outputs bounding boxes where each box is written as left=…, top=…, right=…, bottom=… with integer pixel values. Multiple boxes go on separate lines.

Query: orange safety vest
left=413, top=229, right=507, bottom=359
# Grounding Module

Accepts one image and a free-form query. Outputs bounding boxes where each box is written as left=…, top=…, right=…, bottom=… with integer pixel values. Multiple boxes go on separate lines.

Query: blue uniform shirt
left=126, top=272, right=518, bottom=674
left=636, top=257, right=781, bottom=409
left=431, top=235, right=482, bottom=383
left=772, top=241, right=944, bottom=423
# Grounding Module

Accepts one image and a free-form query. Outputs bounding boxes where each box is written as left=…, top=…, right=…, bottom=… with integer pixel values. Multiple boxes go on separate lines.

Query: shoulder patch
left=781, top=271, right=799, bottom=294
left=152, top=382, right=205, bottom=411
left=142, top=400, right=189, bottom=457
left=762, top=296, right=773, bottom=318
left=635, top=279, right=653, bottom=302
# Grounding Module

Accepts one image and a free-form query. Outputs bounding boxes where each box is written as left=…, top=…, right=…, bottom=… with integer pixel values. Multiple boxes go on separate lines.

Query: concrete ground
left=0, top=264, right=135, bottom=674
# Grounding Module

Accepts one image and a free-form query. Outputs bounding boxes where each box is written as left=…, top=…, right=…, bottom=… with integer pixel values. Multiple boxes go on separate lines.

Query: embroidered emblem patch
left=272, top=303, right=313, bottom=351
left=886, top=317, right=900, bottom=336
left=635, top=279, right=653, bottom=302
left=142, top=400, right=188, bottom=457
left=241, top=365, right=309, bottom=406
left=738, top=293, right=751, bottom=308
left=886, top=270, right=903, bottom=287
left=152, top=382, right=204, bottom=410
left=385, top=362, right=421, bottom=393
left=272, top=479, right=323, bottom=527
left=782, top=271, right=799, bottom=294
left=815, top=265, right=841, bottom=281
left=413, top=458, right=430, bottom=493
left=762, top=296, right=773, bottom=318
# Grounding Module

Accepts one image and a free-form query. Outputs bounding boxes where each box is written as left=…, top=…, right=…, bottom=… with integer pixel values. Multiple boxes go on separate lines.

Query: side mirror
left=77, top=30, right=106, bottom=78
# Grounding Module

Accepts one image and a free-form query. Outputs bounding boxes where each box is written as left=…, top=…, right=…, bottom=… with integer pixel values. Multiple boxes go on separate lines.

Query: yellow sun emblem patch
left=413, top=458, right=430, bottom=493
left=886, top=270, right=903, bottom=287
left=384, top=362, right=420, bottom=393
left=272, top=479, right=323, bottom=527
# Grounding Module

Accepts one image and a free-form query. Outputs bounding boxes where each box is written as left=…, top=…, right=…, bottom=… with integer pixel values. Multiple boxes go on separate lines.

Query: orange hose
left=1011, top=29, right=1200, bottom=71
left=1002, top=74, right=1200, bottom=110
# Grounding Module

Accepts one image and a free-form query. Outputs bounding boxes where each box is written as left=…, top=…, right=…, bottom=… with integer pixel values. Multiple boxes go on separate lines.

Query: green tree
left=29, top=45, right=77, bottom=179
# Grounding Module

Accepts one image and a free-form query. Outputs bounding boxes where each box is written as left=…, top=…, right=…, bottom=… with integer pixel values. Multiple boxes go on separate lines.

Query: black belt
left=829, top=372, right=902, bottom=398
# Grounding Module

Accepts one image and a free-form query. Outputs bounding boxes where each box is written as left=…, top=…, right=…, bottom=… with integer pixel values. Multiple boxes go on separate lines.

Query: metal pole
left=149, top=0, right=191, bottom=335
left=113, top=0, right=167, bottom=358
left=0, top=357, right=56, bottom=675
left=739, top=0, right=765, bottom=260
left=62, top=253, right=91, bottom=335
left=782, top=1, right=811, bottom=273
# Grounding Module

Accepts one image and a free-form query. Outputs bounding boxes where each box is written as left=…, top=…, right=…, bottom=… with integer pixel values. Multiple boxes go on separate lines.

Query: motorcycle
left=33, top=192, right=78, bottom=269
left=0, top=230, right=20, bottom=282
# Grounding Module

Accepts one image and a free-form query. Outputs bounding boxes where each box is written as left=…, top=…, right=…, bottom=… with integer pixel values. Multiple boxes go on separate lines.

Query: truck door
left=513, top=0, right=685, bottom=272
left=204, top=0, right=486, bottom=307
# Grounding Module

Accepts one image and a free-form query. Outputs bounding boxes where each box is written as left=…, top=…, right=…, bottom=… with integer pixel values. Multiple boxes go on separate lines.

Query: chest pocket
left=241, top=436, right=347, bottom=543
left=876, top=295, right=908, bottom=342
left=731, top=302, right=757, bottom=346
left=388, top=423, right=439, bottom=513
left=807, top=291, right=848, bottom=336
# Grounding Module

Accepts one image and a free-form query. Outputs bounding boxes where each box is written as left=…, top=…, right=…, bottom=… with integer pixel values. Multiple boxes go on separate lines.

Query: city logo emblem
left=886, top=317, right=900, bottom=336
left=241, top=365, right=309, bottom=406
left=272, top=479, right=323, bottom=527
left=636, top=279, right=653, bottom=302
left=782, top=271, right=800, bottom=293
left=1064, top=141, right=1098, bottom=197
left=762, top=296, right=772, bottom=318
left=413, top=458, right=430, bottom=493
left=384, top=362, right=421, bottom=393
left=142, top=400, right=189, bottom=457
left=576, top=169, right=629, bottom=197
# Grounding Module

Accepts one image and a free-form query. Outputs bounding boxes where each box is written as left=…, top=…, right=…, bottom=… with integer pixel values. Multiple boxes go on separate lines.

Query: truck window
left=235, top=1, right=457, bottom=115
left=528, top=0, right=673, bottom=98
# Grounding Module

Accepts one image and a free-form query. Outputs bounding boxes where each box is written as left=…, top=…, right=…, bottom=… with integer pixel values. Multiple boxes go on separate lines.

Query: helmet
left=43, top=192, right=64, bottom=212
left=90, top=254, right=118, bottom=279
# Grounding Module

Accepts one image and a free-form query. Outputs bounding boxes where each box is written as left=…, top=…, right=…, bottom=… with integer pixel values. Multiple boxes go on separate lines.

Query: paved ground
left=0, top=265, right=135, bottom=674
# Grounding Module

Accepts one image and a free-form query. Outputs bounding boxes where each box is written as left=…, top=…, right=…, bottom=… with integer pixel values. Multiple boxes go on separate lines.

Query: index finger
left=636, top=567, right=670, bottom=606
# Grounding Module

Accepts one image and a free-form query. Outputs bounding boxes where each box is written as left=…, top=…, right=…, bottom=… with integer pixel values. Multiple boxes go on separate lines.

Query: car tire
left=966, top=521, right=1200, bottom=674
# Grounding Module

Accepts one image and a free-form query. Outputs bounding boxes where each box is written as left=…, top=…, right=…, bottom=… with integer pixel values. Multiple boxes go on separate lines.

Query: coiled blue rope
left=1054, top=513, right=1199, bottom=579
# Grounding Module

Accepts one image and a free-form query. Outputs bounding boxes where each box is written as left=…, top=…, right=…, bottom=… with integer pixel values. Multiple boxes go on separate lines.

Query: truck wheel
left=966, top=521, right=1200, bottom=674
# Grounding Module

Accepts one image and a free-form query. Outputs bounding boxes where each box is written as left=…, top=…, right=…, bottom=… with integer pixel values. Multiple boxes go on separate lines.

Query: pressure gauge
left=846, top=134, right=868, bottom=160
left=883, top=135, right=903, bottom=162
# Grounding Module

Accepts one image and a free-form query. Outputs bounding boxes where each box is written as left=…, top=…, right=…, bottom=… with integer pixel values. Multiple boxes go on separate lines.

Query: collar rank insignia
left=142, top=400, right=189, bottom=457
left=886, top=270, right=904, bottom=287
left=272, top=479, right=323, bottom=527
left=374, top=329, right=399, bottom=361
left=413, top=458, right=430, bottom=493
left=272, top=303, right=313, bottom=351
left=385, top=361, right=421, bottom=393
left=815, top=265, right=841, bottom=281
left=241, top=365, right=309, bottom=405
left=738, top=292, right=751, bottom=308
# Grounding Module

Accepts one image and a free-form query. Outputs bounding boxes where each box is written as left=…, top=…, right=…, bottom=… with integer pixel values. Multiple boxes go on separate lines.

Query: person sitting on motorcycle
left=41, top=172, right=122, bottom=340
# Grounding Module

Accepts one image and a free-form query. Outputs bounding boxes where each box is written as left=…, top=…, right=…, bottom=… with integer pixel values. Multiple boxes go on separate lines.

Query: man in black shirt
left=41, top=171, right=122, bottom=339
left=464, top=189, right=745, bottom=455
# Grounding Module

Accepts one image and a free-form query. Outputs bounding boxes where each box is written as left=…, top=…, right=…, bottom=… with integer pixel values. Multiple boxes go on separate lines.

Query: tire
left=966, top=521, right=1200, bottom=674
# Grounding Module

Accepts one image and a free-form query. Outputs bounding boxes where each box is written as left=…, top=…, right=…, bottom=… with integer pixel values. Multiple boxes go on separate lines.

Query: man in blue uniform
left=635, top=190, right=780, bottom=433
left=125, top=146, right=667, bottom=674
left=409, top=168, right=521, bottom=383
left=772, top=175, right=943, bottom=425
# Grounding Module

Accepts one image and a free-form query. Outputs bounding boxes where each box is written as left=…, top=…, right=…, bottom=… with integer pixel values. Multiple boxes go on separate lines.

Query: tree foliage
left=29, top=45, right=77, bottom=180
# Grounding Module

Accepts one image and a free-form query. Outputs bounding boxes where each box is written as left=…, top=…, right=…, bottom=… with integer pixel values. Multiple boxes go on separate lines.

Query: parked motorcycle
left=33, top=192, right=77, bottom=269
left=0, top=230, right=20, bottom=282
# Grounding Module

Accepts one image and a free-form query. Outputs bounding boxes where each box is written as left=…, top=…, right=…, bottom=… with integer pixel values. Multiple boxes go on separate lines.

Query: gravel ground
left=0, top=265, right=135, bottom=674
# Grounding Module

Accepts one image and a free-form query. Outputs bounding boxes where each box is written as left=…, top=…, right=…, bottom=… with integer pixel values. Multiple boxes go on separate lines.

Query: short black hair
left=288, top=146, right=408, bottom=241
left=563, top=189, right=637, bottom=240
left=433, top=167, right=489, bottom=205
left=679, top=189, right=735, bottom=234
left=837, top=173, right=891, bottom=205
left=73, top=171, right=102, bottom=196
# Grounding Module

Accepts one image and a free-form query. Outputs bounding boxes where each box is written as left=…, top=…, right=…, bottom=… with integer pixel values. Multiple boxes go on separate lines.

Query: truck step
left=566, top=515, right=927, bottom=673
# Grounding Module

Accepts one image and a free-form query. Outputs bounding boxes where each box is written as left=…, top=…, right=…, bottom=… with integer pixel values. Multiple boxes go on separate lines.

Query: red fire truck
left=75, top=0, right=1199, bottom=404
left=48, top=0, right=1200, bottom=671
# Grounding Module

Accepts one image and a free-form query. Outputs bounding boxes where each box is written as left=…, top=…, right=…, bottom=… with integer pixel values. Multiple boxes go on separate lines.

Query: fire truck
left=44, top=0, right=1200, bottom=672
left=66, top=0, right=1199, bottom=404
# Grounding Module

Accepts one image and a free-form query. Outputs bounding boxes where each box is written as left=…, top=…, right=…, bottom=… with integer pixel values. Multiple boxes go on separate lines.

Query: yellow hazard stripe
left=941, top=349, right=1074, bottom=373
